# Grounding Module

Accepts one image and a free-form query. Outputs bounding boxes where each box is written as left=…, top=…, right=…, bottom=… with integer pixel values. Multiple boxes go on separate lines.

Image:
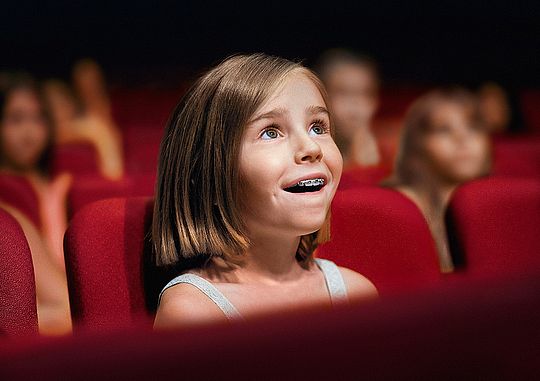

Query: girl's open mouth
left=283, top=178, right=326, bottom=193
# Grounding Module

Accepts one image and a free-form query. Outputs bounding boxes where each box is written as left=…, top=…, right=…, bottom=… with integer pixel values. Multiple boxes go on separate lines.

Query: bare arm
left=339, top=266, right=379, bottom=301
left=154, top=283, right=228, bottom=330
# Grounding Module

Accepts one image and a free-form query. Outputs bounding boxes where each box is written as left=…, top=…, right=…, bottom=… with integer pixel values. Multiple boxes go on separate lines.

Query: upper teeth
left=296, top=178, right=325, bottom=187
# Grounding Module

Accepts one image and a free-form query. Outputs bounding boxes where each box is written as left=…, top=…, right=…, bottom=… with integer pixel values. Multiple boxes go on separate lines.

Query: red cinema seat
left=67, top=174, right=157, bottom=218
left=491, top=135, right=540, bottom=179
left=2, top=269, right=539, bottom=380
left=63, top=197, right=176, bottom=331
left=317, top=187, right=442, bottom=295
left=122, top=125, right=163, bottom=175
left=0, top=208, right=38, bottom=337
left=338, top=165, right=392, bottom=189
left=0, top=174, right=41, bottom=229
left=67, top=176, right=130, bottom=217
left=50, top=143, right=100, bottom=178
left=446, top=177, right=540, bottom=279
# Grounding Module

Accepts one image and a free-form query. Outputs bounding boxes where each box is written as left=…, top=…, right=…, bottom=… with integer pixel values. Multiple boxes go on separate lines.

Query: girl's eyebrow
left=307, top=105, right=330, bottom=117
left=248, top=105, right=330, bottom=125
left=249, top=107, right=288, bottom=124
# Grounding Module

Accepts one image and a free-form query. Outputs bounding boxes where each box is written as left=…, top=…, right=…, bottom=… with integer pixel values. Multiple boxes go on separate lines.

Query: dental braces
left=296, top=178, right=325, bottom=187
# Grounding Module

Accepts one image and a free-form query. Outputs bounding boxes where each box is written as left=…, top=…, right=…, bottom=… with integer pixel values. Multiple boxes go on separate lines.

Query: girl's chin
left=289, top=218, right=328, bottom=236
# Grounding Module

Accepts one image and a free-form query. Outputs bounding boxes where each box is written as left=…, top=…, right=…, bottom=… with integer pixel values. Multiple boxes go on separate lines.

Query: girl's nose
left=294, top=134, right=323, bottom=164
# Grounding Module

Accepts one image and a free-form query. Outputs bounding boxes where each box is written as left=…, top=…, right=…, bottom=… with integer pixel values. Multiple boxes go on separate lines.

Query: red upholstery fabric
left=2, top=270, right=539, bottom=380
left=317, top=187, right=442, bottom=295
left=67, top=175, right=156, bottom=217
left=491, top=135, right=540, bottom=179
left=446, top=177, right=540, bottom=279
left=122, top=124, right=163, bottom=175
left=64, top=197, right=174, bottom=331
left=67, top=177, right=130, bottom=218
left=0, top=208, right=38, bottom=337
left=50, top=143, right=100, bottom=178
left=0, top=174, right=41, bottom=229
left=338, top=165, right=392, bottom=189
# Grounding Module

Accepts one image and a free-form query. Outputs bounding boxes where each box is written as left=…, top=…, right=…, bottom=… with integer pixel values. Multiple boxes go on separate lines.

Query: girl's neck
left=405, top=176, right=457, bottom=215
left=219, top=232, right=306, bottom=285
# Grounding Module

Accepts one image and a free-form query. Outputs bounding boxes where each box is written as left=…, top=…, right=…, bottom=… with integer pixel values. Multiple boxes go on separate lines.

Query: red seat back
left=0, top=174, right=41, bottom=229
left=64, top=197, right=175, bottom=331
left=317, top=187, right=442, bottom=295
left=50, top=143, right=100, bottom=178
left=67, top=175, right=157, bottom=218
left=491, top=135, right=540, bottom=179
left=0, top=208, right=38, bottom=337
left=446, top=177, right=540, bottom=279
left=3, top=270, right=539, bottom=380
left=338, top=165, right=391, bottom=190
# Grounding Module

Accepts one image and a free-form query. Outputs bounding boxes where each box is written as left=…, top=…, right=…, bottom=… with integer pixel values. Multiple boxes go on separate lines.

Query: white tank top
left=157, top=258, right=349, bottom=321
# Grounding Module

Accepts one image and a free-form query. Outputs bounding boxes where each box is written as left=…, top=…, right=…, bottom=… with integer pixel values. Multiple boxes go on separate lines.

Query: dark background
left=2, top=0, right=539, bottom=88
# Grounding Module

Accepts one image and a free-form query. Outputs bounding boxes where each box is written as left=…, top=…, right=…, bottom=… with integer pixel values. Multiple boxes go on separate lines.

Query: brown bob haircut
left=153, top=53, right=332, bottom=267
left=392, top=87, right=491, bottom=186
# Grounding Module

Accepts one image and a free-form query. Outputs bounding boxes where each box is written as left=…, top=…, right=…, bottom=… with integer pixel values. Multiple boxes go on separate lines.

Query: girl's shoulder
left=154, top=280, right=228, bottom=329
left=336, top=265, right=378, bottom=301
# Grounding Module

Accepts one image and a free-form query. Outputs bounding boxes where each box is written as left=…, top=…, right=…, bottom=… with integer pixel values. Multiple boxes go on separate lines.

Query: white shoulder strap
left=158, top=273, right=244, bottom=321
left=315, top=258, right=349, bottom=305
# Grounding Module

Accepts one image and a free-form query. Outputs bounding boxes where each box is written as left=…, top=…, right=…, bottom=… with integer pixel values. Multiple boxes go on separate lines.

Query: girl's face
left=422, top=101, right=489, bottom=184
left=0, top=89, right=48, bottom=171
left=238, top=72, right=343, bottom=239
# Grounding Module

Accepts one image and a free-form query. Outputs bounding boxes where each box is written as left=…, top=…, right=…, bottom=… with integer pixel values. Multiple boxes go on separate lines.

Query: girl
left=153, top=54, right=377, bottom=328
left=0, top=73, right=71, bottom=334
left=382, top=88, right=491, bottom=273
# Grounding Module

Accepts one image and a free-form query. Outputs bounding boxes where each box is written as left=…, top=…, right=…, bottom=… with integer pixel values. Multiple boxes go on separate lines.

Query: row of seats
left=2, top=176, right=538, bottom=336
left=46, top=86, right=540, bottom=184
left=1, top=267, right=539, bottom=379
left=41, top=133, right=540, bottom=215
left=0, top=172, right=155, bottom=220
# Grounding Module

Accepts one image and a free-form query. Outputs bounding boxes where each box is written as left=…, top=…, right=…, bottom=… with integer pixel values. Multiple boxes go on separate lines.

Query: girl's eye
left=260, top=127, right=280, bottom=140
left=309, top=121, right=329, bottom=136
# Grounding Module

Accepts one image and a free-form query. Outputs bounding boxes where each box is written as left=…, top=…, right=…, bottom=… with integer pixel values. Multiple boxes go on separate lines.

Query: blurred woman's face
left=0, top=89, right=48, bottom=171
left=422, top=101, right=489, bottom=184
left=325, top=63, right=379, bottom=140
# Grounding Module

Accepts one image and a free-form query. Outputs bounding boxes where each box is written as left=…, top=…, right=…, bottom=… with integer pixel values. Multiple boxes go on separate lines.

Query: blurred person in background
left=44, top=76, right=123, bottom=180
left=315, top=48, right=381, bottom=169
left=70, top=58, right=124, bottom=180
left=0, top=73, right=71, bottom=334
left=382, top=88, right=491, bottom=273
